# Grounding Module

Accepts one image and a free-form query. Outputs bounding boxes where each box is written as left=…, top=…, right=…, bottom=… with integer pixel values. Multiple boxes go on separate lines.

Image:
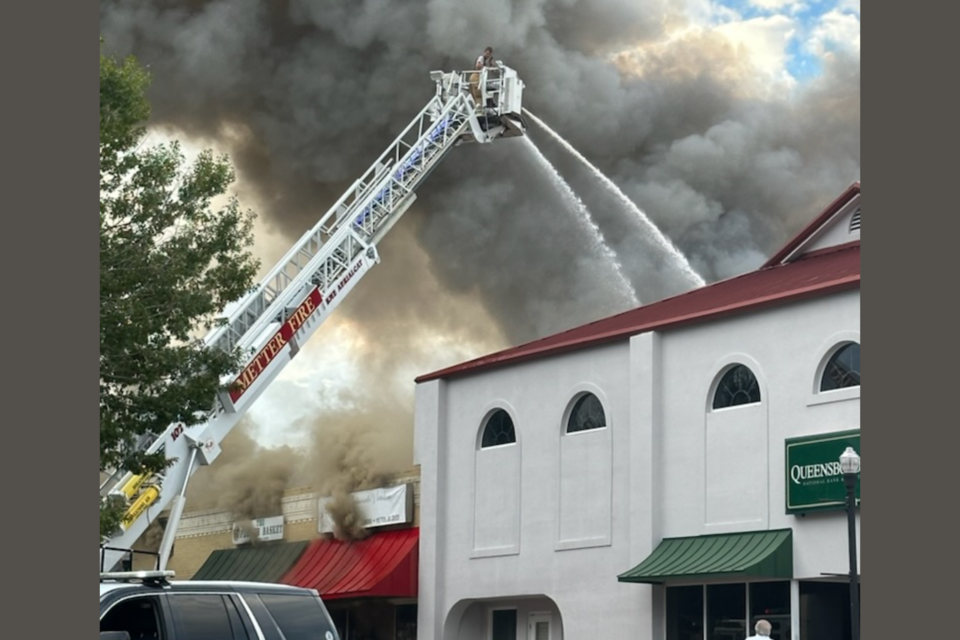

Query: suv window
left=101, top=595, right=166, bottom=640
left=258, top=593, right=338, bottom=640
left=170, top=594, right=250, bottom=640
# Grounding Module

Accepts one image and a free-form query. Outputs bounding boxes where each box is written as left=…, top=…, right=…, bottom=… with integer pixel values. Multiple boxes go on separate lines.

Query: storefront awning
left=281, top=528, right=419, bottom=599
left=618, top=529, right=793, bottom=584
left=191, top=540, right=309, bottom=582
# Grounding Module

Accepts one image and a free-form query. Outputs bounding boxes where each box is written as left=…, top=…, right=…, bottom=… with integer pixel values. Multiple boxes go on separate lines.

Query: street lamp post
left=839, top=446, right=860, bottom=640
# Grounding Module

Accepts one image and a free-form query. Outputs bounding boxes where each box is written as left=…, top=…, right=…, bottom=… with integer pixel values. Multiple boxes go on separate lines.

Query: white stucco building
left=413, top=183, right=861, bottom=640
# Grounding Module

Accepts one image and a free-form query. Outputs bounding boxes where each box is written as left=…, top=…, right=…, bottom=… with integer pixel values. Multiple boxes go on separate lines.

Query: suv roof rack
left=100, top=570, right=175, bottom=586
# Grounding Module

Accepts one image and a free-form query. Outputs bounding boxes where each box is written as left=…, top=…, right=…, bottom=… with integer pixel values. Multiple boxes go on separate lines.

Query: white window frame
left=527, top=612, right=552, bottom=640
left=808, top=331, right=861, bottom=406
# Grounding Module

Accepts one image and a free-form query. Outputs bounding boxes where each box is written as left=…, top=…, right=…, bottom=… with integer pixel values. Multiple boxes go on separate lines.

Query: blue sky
left=691, top=0, right=860, bottom=84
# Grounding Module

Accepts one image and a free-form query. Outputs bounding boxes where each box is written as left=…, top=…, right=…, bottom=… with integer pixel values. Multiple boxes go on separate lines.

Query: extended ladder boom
left=100, top=65, right=526, bottom=571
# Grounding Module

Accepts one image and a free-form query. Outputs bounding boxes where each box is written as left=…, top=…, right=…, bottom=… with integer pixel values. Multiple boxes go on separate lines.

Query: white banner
left=232, top=515, right=285, bottom=545
left=318, top=484, right=413, bottom=534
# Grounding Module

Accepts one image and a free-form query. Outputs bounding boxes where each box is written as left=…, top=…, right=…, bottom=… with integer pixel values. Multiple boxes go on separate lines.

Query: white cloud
left=714, top=14, right=798, bottom=80
left=682, top=0, right=740, bottom=28
left=653, top=6, right=800, bottom=89
left=838, top=0, right=861, bottom=16
left=807, top=8, right=861, bottom=57
left=748, top=0, right=806, bottom=12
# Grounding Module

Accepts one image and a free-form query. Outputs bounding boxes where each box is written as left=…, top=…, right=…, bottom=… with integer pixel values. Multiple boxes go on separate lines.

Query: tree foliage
left=100, top=45, right=260, bottom=537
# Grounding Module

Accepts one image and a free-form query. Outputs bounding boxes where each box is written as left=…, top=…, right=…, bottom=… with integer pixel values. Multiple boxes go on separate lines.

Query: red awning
left=281, top=528, right=419, bottom=599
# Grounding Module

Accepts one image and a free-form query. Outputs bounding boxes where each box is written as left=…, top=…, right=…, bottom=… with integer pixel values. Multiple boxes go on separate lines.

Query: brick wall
left=166, top=532, right=234, bottom=578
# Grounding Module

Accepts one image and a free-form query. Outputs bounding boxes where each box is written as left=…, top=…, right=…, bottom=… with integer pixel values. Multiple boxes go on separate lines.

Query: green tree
left=100, top=45, right=260, bottom=538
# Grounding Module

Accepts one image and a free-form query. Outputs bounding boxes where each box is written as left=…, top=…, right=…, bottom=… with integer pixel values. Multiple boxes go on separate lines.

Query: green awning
left=618, top=529, right=792, bottom=584
left=191, top=540, right=309, bottom=583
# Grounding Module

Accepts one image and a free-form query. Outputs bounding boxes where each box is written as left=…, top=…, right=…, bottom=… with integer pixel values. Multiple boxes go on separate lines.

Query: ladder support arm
left=99, top=67, right=527, bottom=569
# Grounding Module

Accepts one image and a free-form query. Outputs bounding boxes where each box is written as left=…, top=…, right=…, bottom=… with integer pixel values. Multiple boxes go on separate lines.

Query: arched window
left=481, top=409, right=516, bottom=448
left=713, top=365, right=761, bottom=409
left=821, top=343, right=860, bottom=391
left=566, top=393, right=606, bottom=433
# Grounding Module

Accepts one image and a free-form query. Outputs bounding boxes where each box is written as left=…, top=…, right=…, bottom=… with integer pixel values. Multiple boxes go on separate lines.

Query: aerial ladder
left=99, top=64, right=526, bottom=572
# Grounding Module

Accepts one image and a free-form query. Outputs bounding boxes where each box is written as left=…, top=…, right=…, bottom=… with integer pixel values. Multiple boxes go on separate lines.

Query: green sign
left=785, top=430, right=860, bottom=514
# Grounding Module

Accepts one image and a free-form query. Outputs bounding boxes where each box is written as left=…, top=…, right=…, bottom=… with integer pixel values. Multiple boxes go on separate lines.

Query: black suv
left=100, top=571, right=341, bottom=640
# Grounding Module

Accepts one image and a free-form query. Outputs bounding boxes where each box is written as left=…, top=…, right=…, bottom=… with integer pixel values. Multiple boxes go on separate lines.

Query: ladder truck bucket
left=430, top=65, right=527, bottom=144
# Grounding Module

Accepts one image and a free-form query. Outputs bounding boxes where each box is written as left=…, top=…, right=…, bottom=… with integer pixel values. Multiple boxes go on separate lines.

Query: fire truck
left=100, top=64, right=526, bottom=572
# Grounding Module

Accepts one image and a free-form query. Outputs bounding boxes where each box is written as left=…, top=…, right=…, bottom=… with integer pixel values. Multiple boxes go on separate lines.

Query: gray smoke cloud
left=101, top=0, right=859, bottom=507
left=100, top=0, right=859, bottom=292
left=184, top=419, right=303, bottom=519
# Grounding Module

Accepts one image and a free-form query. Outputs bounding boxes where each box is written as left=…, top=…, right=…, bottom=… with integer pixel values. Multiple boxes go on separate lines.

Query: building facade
left=157, top=469, right=423, bottom=640
left=413, top=184, right=861, bottom=640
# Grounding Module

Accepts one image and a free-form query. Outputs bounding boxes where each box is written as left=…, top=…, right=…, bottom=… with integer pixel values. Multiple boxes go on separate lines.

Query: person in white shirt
left=475, top=46, right=495, bottom=70
left=470, top=47, right=497, bottom=108
left=746, top=619, right=773, bottom=639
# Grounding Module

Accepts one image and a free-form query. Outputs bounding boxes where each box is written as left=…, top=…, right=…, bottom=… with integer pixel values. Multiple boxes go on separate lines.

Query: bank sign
left=785, top=430, right=860, bottom=514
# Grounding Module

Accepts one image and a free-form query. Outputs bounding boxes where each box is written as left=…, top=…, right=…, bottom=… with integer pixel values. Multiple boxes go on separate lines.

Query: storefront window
left=707, top=584, right=746, bottom=640
left=667, top=586, right=704, bottom=640
left=800, top=581, right=852, bottom=640
left=666, top=582, right=794, bottom=640
left=396, top=604, right=417, bottom=640
left=327, top=607, right=350, bottom=640
left=749, top=582, right=791, bottom=640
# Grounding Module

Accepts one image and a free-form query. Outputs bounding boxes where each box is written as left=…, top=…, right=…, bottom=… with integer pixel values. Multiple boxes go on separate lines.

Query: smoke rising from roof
left=184, top=421, right=301, bottom=519
left=101, top=0, right=859, bottom=515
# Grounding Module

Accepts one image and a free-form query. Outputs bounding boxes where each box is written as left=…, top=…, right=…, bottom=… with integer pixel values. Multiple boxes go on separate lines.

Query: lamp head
left=839, top=446, right=860, bottom=475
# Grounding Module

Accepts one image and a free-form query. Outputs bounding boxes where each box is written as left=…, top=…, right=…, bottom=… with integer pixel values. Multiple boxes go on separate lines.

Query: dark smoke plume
left=298, top=379, right=417, bottom=540
left=184, top=420, right=302, bottom=521
left=101, top=0, right=859, bottom=516
left=100, top=0, right=859, bottom=316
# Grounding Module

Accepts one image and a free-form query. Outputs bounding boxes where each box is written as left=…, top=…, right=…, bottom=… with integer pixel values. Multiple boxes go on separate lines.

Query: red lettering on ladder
left=228, top=257, right=365, bottom=403
left=228, top=286, right=324, bottom=403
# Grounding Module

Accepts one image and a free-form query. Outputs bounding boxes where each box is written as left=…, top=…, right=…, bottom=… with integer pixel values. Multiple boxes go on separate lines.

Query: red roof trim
left=762, top=181, right=860, bottom=268
left=280, top=528, right=419, bottom=600
left=416, top=243, right=859, bottom=383
left=416, top=274, right=858, bottom=383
